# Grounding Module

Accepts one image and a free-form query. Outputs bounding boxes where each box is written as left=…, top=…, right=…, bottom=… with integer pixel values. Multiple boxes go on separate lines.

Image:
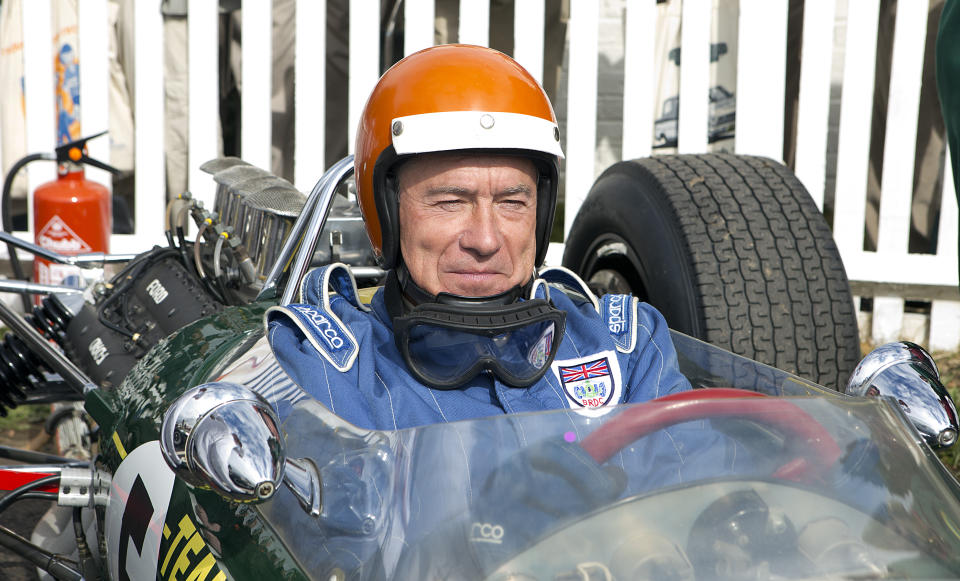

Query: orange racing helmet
left=354, top=44, right=564, bottom=271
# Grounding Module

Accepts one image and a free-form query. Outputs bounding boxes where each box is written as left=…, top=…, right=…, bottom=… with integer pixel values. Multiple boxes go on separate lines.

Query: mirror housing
left=160, top=383, right=368, bottom=527
left=160, top=382, right=287, bottom=501
left=846, top=342, right=958, bottom=449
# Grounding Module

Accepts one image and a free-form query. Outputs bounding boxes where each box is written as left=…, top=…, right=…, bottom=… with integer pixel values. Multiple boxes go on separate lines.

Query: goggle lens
left=400, top=314, right=562, bottom=389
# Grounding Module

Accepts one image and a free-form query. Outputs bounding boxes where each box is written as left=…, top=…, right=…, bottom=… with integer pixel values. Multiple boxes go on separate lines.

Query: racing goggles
left=393, top=298, right=566, bottom=389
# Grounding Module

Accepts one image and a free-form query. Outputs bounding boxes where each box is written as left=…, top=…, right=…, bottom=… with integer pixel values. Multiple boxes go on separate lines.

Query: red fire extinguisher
left=32, top=133, right=119, bottom=292
left=1, top=132, right=119, bottom=310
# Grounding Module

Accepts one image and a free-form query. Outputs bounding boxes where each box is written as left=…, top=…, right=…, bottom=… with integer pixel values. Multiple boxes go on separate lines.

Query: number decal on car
left=117, top=475, right=154, bottom=581
left=105, top=441, right=176, bottom=581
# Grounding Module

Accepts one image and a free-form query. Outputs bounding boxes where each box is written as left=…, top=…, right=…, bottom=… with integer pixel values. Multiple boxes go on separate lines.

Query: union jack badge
left=557, top=357, right=616, bottom=409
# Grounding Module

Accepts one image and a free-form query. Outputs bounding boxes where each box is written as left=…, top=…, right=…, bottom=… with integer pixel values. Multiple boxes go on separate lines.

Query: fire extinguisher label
left=36, top=261, right=83, bottom=287
left=37, top=214, right=93, bottom=254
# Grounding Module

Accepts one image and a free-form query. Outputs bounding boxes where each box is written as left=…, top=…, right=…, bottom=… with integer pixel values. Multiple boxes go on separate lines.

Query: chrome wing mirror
left=160, top=383, right=320, bottom=513
left=160, top=383, right=387, bottom=535
left=846, top=342, right=958, bottom=449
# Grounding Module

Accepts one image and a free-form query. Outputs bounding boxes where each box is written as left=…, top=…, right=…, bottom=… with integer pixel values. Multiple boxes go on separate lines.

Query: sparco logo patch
left=266, top=303, right=359, bottom=372
left=602, top=294, right=635, bottom=353
left=470, top=522, right=504, bottom=544
left=606, top=294, right=626, bottom=333
left=291, top=305, right=346, bottom=349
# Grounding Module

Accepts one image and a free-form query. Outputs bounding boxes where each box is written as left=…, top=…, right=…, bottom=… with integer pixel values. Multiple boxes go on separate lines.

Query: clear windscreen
left=671, top=330, right=835, bottom=395
left=259, top=390, right=960, bottom=580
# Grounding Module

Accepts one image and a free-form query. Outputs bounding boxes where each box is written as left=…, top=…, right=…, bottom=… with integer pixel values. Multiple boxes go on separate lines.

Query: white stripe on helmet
left=391, top=111, right=564, bottom=158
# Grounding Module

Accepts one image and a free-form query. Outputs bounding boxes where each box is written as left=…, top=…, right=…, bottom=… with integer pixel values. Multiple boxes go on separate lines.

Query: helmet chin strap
left=385, top=264, right=538, bottom=321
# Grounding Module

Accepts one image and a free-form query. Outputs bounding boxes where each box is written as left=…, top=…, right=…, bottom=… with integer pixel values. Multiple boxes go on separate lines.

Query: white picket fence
left=4, top=0, right=959, bottom=350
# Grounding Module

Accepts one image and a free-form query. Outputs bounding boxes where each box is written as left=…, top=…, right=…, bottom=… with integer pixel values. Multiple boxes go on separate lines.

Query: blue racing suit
left=265, top=263, right=748, bottom=576
left=266, top=263, right=691, bottom=428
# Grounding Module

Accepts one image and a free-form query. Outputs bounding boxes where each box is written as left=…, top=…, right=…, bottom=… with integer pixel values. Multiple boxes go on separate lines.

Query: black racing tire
left=561, top=154, right=860, bottom=389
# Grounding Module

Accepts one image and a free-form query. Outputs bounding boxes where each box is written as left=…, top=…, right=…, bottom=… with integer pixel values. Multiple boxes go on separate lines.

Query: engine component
left=65, top=247, right=223, bottom=389
left=0, top=333, right=44, bottom=406
left=201, top=157, right=379, bottom=297
left=207, top=162, right=273, bottom=227
left=0, top=294, right=85, bottom=413
left=200, top=155, right=250, bottom=212
left=0, top=157, right=373, bottom=402
left=198, top=159, right=310, bottom=299
left=63, top=303, right=138, bottom=391
left=239, top=184, right=305, bottom=280
left=309, top=184, right=377, bottom=269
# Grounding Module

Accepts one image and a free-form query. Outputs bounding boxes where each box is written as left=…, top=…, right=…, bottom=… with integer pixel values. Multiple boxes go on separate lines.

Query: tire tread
left=567, top=153, right=860, bottom=388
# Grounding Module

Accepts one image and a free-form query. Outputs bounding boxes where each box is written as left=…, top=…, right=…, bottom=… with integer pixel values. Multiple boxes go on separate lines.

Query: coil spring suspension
left=26, top=296, right=74, bottom=354
left=0, top=296, right=75, bottom=415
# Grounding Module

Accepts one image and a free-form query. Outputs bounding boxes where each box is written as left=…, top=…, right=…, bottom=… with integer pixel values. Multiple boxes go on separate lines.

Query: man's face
left=396, top=154, right=538, bottom=297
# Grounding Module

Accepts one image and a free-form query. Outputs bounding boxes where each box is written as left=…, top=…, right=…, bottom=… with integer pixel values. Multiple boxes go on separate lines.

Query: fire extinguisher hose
left=2, top=152, right=56, bottom=311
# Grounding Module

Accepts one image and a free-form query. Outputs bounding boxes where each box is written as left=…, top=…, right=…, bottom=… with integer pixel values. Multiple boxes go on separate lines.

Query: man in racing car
left=267, top=44, right=692, bottom=429
left=267, top=44, right=747, bottom=576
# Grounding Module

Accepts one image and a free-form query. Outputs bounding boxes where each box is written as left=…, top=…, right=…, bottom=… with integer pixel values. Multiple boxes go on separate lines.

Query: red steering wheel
left=580, top=388, right=843, bottom=483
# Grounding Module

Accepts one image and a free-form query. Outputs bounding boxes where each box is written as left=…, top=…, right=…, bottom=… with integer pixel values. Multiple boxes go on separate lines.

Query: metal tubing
left=0, top=300, right=96, bottom=394
left=0, top=445, right=84, bottom=464
left=256, top=173, right=324, bottom=300
left=0, top=231, right=66, bottom=263
left=258, top=155, right=355, bottom=303
left=0, top=524, right=82, bottom=581
left=351, top=266, right=386, bottom=280
left=0, top=280, right=83, bottom=295
left=70, top=252, right=139, bottom=265
left=0, top=231, right=136, bottom=266
left=281, top=156, right=355, bottom=305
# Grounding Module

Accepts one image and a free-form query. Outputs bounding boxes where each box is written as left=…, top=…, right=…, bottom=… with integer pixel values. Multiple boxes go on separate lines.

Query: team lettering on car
left=161, top=513, right=225, bottom=581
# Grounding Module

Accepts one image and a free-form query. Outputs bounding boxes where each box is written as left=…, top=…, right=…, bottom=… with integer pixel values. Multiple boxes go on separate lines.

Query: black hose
left=0, top=523, right=82, bottom=581
left=0, top=444, right=82, bottom=464
left=14, top=491, right=57, bottom=502
left=2, top=152, right=55, bottom=311
left=176, top=224, right=198, bottom=279
left=0, top=473, right=59, bottom=516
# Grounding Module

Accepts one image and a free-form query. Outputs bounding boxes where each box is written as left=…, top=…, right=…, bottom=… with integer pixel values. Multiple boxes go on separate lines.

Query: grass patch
left=0, top=404, right=47, bottom=431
